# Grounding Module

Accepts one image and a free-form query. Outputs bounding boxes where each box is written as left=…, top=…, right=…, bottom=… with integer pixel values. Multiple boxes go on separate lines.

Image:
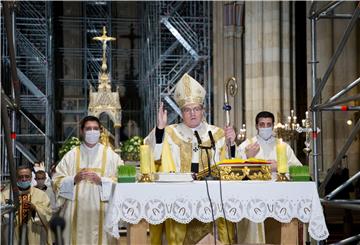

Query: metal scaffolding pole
left=309, top=16, right=319, bottom=185
left=308, top=2, right=360, bottom=243
left=325, top=171, right=360, bottom=200
left=45, top=1, right=54, bottom=169
left=310, top=3, right=360, bottom=109
left=140, top=2, right=211, bottom=133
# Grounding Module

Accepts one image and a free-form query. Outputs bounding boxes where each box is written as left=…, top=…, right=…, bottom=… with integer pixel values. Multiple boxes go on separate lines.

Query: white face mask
left=85, top=130, right=100, bottom=145
left=258, top=127, right=273, bottom=140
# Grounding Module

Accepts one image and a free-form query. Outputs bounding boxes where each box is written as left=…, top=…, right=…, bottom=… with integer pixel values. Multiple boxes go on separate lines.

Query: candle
left=150, top=151, right=156, bottom=173
left=302, top=119, right=306, bottom=127
left=140, top=145, right=152, bottom=174
left=305, top=111, right=309, bottom=119
left=276, top=138, right=288, bottom=173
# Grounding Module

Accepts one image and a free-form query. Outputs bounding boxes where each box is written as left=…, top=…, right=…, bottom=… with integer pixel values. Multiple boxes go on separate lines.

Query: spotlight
left=346, top=120, right=352, bottom=126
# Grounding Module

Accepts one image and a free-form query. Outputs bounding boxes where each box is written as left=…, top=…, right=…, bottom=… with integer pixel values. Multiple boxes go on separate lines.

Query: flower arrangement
left=58, top=137, right=81, bottom=160
left=121, top=136, right=143, bottom=161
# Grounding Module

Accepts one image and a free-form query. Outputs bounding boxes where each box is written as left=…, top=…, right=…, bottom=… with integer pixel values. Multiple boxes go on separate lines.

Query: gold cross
left=93, top=27, right=116, bottom=73
left=93, top=26, right=116, bottom=43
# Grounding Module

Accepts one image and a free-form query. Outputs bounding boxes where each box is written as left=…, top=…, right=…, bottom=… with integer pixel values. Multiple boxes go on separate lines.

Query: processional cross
left=93, top=26, right=116, bottom=73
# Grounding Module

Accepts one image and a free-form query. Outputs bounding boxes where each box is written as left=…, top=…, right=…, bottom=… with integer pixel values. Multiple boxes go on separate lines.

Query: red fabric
left=10, top=132, right=16, bottom=139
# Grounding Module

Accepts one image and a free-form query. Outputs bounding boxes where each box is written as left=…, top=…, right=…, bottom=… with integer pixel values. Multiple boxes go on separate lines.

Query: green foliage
left=121, top=136, right=143, bottom=161
left=58, top=137, right=81, bottom=160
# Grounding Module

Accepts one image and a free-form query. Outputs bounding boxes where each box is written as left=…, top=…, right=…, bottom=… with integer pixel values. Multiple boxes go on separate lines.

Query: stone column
left=213, top=2, right=244, bottom=132
left=244, top=1, right=293, bottom=136
left=213, top=1, right=294, bottom=137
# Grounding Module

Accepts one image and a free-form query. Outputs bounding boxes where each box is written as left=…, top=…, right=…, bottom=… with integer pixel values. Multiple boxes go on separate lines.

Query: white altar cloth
left=105, top=181, right=329, bottom=241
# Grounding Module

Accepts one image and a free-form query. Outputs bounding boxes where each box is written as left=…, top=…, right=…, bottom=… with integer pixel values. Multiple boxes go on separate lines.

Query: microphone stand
left=198, top=144, right=216, bottom=180
left=50, top=216, right=65, bottom=245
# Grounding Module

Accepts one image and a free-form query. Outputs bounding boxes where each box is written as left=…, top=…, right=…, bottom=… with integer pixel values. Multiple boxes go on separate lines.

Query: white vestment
left=236, top=135, right=302, bottom=244
left=237, top=135, right=302, bottom=169
left=53, top=143, right=123, bottom=245
left=44, top=184, right=59, bottom=215
left=145, top=122, right=227, bottom=173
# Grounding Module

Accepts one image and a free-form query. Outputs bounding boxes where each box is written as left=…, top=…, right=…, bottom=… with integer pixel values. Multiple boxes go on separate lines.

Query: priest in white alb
left=53, top=116, right=123, bottom=245
left=236, top=111, right=302, bottom=244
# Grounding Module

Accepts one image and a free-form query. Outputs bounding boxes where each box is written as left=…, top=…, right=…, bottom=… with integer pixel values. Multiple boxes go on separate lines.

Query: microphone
left=50, top=216, right=65, bottom=245
left=208, top=131, right=215, bottom=150
left=194, top=130, right=202, bottom=145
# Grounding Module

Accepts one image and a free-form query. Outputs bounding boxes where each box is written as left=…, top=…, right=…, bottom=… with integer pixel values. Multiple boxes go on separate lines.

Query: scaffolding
left=56, top=2, right=141, bottom=142
left=1, top=1, right=54, bottom=172
left=140, top=1, right=212, bottom=133
left=308, top=1, right=360, bottom=244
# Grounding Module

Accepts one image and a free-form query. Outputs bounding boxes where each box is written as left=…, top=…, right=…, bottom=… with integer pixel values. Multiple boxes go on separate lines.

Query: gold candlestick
left=139, top=173, right=152, bottom=182
left=276, top=173, right=289, bottom=182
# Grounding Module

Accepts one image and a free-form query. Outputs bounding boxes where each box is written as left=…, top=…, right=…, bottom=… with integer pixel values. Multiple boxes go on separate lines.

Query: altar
left=105, top=181, right=329, bottom=244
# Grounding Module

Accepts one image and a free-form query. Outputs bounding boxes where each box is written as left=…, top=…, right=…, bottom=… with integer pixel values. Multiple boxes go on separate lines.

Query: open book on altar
left=219, top=157, right=271, bottom=166
left=196, top=158, right=272, bottom=181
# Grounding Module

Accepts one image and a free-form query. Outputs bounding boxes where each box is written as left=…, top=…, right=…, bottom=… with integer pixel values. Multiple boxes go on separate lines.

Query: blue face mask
left=258, top=127, right=273, bottom=140
left=17, top=181, right=31, bottom=189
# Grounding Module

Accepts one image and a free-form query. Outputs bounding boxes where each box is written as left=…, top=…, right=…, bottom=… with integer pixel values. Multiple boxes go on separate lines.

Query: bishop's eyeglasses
left=181, top=106, right=203, bottom=114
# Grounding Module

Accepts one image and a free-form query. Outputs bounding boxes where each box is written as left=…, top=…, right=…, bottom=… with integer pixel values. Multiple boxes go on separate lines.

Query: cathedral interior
left=1, top=1, right=360, bottom=244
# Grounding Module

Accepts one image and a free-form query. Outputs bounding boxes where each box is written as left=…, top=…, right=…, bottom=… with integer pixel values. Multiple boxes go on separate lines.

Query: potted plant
left=120, top=136, right=143, bottom=161
left=58, top=137, right=81, bottom=160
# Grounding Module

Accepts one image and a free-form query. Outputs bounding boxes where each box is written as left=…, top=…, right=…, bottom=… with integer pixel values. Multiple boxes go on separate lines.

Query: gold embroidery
left=72, top=147, right=81, bottom=245
left=18, top=193, right=31, bottom=226
left=165, top=126, right=225, bottom=172
left=98, top=146, right=107, bottom=245
left=184, top=76, right=191, bottom=97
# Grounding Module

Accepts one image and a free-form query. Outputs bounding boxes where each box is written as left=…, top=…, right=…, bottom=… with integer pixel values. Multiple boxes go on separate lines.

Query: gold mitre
left=173, top=73, right=206, bottom=108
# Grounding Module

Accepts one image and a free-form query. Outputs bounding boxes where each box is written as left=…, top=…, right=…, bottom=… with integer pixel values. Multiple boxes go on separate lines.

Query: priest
left=145, top=73, right=236, bottom=244
left=1, top=165, right=52, bottom=245
left=53, top=115, right=123, bottom=245
left=236, top=111, right=302, bottom=244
